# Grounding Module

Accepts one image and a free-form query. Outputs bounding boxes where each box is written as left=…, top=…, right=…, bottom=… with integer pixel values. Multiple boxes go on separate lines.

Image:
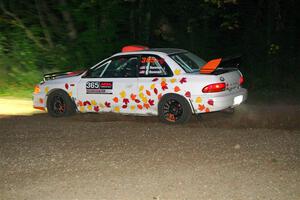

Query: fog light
left=233, top=95, right=243, bottom=105
left=33, top=85, right=40, bottom=94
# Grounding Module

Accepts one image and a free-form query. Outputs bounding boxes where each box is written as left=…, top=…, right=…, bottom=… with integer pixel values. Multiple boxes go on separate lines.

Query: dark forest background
left=0, top=0, right=299, bottom=98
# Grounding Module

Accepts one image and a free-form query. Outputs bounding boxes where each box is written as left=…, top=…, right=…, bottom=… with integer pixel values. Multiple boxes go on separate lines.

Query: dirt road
left=0, top=104, right=300, bottom=200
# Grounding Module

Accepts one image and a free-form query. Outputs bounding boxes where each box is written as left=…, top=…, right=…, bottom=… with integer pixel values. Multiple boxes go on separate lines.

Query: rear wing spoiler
left=200, top=55, right=241, bottom=74
left=44, top=70, right=84, bottom=81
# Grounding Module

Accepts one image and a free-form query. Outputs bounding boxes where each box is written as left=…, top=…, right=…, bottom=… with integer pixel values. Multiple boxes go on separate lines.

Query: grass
left=0, top=87, right=34, bottom=99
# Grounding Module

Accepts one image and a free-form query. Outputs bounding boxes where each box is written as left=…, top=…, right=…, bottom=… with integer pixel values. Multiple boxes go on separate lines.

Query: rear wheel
left=158, top=94, right=192, bottom=124
left=47, top=90, right=75, bottom=117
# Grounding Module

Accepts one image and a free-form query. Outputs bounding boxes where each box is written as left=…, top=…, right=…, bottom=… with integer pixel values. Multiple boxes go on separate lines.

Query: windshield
left=170, top=52, right=207, bottom=73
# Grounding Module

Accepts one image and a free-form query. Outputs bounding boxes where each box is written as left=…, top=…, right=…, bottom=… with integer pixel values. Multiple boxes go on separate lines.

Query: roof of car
left=147, top=48, right=188, bottom=55
left=113, top=48, right=188, bottom=57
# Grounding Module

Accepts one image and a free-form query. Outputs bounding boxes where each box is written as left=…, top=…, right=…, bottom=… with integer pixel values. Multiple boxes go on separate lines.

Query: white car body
left=33, top=48, right=247, bottom=116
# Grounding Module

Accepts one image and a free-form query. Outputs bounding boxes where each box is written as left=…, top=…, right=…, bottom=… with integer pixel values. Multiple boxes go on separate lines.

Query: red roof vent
left=122, top=45, right=149, bottom=52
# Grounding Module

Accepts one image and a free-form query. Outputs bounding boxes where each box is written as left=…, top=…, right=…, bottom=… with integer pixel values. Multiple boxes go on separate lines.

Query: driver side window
left=86, top=56, right=139, bottom=78
left=101, top=56, right=139, bottom=78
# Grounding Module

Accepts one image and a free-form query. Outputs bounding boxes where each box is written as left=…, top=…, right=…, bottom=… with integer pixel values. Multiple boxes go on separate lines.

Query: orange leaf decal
left=144, top=103, right=150, bottom=109
left=158, top=93, right=162, bottom=100
left=146, top=90, right=151, bottom=96
left=113, top=97, right=118, bottom=103
left=39, top=98, right=44, bottom=104
left=130, top=105, right=135, bottom=111
left=174, top=86, right=180, bottom=92
left=161, top=81, right=168, bottom=90
left=205, top=108, right=210, bottom=112
left=198, top=104, right=205, bottom=111
left=78, top=101, right=83, bottom=106
left=130, top=93, right=136, bottom=100
left=137, top=104, right=143, bottom=110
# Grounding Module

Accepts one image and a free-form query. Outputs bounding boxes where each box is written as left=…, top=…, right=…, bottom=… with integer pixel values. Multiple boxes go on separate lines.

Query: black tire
left=222, top=107, right=235, bottom=114
left=47, top=90, right=76, bottom=117
left=158, top=94, right=192, bottom=124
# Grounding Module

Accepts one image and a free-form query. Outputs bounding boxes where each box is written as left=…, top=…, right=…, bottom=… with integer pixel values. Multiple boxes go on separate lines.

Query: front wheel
left=158, top=94, right=192, bottom=124
left=47, top=90, right=76, bottom=117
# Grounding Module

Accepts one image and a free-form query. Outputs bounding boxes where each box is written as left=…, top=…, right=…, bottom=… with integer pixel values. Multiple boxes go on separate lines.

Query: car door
left=77, top=55, right=139, bottom=113
left=136, top=54, right=173, bottom=115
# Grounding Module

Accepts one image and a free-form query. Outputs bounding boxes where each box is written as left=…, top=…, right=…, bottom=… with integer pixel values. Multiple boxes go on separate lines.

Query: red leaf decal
left=152, top=78, right=159, bottom=82
left=123, top=98, right=129, bottom=104
left=65, top=83, right=69, bottom=90
left=122, top=104, right=127, bottom=109
left=83, top=101, right=91, bottom=106
left=148, top=99, right=155, bottom=106
left=179, top=77, right=187, bottom=84
left=208, top=99, right=214, bottom=106
left=135, top=99, right=141, bottom=103
left=185, top=91, right=191, bottom=98
left=94, top=106, right=99, bottom=112
left=154, top=88, right=158, bottom=95
left=105, top=101, right=111, bottom=108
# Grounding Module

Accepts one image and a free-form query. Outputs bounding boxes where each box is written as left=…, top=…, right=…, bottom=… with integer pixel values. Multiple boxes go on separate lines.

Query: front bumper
left=191, top=88, right=247, bottom=114
left=33, top=93, right=47, bottom=111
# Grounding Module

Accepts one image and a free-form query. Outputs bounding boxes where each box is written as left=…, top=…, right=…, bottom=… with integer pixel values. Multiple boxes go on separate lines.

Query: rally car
left=33, top=45, right=247, bottom=123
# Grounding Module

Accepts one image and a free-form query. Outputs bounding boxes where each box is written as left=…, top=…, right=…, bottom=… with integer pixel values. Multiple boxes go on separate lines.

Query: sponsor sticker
left=86, top=81, right=113, bottom=94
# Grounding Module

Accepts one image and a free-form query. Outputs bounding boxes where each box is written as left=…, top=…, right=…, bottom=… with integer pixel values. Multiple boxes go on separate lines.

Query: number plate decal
left=86, top=81, right=113, bottom=94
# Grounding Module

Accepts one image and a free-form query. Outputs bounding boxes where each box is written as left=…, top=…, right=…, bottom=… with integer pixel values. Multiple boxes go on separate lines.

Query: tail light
left=239, top=76, right=244, bottom=85
left=33, top=85, right=40, bottom=94
left=202, top=83, right=226, bottom=93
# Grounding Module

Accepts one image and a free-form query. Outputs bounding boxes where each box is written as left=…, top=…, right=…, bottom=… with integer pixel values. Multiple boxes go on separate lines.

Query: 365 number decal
left=86, top=81, right=100, bottom=89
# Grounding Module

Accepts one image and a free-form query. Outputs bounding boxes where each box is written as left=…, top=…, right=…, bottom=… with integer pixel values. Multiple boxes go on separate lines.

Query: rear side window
left=138, top=55, right=173, bottom=77
left=170, top=52, right=207, bottom=73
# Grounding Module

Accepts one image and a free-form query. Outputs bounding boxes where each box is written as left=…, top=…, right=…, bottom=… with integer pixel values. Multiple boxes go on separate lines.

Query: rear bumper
left=191, top=88, right=247, bottom=114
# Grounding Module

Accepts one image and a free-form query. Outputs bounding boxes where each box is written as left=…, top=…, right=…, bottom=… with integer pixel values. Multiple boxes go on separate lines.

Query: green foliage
left=0, top=0, right=299, bottom=98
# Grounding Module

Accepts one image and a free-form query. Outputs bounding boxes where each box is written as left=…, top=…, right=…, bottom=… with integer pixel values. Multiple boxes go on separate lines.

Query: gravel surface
left=0, top=104, right=299, bottom=200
